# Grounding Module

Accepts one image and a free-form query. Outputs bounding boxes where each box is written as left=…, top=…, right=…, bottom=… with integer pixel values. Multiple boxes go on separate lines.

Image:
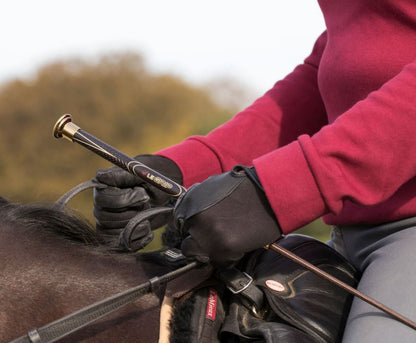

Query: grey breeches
left=328, top=218, right=416, bottom=343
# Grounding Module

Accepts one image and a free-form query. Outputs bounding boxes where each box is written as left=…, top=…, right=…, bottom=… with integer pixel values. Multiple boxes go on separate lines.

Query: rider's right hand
left=93, top=154, right=182, bottom=235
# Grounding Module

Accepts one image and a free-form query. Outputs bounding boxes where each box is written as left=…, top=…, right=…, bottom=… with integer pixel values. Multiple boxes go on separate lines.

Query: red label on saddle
left=205, top=288, right=217, bottom=321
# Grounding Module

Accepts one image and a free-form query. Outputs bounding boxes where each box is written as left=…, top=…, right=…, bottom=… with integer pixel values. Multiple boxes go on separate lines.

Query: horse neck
left=0, top=223, right=164, bottom=342
left=1, top=222, right=147, bottom=289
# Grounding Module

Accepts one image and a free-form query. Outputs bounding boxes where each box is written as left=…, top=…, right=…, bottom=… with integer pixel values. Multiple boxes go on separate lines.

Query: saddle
left=167, top=234, right=359, bottom=343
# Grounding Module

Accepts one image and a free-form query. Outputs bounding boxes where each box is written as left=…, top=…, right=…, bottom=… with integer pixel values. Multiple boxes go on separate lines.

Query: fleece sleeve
left=255, top=55, right=416, bottom=233
left=158, top=32, right=328, bottom=188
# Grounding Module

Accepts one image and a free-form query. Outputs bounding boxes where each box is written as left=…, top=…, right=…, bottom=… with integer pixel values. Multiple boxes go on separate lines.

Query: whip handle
left=53, top=114, right=185, bottom=197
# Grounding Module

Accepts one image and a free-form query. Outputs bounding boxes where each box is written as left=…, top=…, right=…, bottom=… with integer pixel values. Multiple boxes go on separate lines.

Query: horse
left=0, top=196, right=170, bottom=343
left=0, top=189, right=362, bottom=343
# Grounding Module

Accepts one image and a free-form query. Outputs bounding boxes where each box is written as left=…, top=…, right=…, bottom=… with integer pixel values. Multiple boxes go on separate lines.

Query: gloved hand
left=94, top=154, right=182, bottom=237
left=173, top=165, right=282, bottom=267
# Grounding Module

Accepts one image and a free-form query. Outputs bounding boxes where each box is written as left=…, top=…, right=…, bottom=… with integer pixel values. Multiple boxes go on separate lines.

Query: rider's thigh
left=340, top=225, right=416, bottom=343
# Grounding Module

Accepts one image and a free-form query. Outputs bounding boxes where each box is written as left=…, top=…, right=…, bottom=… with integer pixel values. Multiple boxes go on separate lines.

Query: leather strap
left=53, top=179, right=107, bottom=211
left=119, top=206, right=172, bottom=251
left=216, top=267, right=264, bottom=315
left=9, top=261, right=200, bottom=343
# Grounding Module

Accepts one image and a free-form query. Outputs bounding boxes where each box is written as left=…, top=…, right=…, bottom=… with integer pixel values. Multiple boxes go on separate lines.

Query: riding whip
left=53, top=114, right=416, bottom=331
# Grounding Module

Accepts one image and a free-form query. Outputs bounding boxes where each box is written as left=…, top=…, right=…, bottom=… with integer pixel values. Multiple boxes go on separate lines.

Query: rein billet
left=53, top=114, right=416, bottom=331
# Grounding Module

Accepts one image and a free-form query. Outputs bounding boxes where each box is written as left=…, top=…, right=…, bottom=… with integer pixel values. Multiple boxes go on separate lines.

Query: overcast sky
left=1, top=1, right=325, bottom=96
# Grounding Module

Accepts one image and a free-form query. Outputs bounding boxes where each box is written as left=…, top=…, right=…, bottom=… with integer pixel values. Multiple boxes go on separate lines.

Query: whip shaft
left=53, top=114, right=185, bottom=197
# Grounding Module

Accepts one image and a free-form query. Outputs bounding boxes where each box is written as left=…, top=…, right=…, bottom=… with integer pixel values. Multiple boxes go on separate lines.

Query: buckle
left=227, top=272, right=253, bottom=294
left=27, top=329, right=41, bottom=343
left=163, top=248, right=186, bottom=263
left=216, top=267, right=264, bottom=316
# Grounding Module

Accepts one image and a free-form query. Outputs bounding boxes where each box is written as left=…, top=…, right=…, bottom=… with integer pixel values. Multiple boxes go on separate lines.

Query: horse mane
left=0, top=196, right=108, bottom=248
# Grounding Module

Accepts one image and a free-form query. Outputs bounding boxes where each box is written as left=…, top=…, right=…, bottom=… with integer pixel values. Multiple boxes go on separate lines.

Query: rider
left=93, top=1, right=416, bottom=342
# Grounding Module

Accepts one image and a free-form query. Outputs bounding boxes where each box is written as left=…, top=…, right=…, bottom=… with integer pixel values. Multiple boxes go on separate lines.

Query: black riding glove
left=174, top=165, right=282, bottom=267
left=94, top=154, right=182, bottom=236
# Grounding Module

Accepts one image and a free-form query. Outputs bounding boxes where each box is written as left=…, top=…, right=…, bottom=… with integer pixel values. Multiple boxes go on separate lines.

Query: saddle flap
left=254, top=235, right=359, bottom=343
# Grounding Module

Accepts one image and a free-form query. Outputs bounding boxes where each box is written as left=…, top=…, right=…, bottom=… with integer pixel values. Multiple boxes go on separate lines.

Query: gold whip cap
left=53, top=114, right=80, bottom=141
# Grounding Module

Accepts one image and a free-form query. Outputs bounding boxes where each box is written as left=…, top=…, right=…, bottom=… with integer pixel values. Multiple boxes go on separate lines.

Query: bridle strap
left=9, top=261, right=199, bottom=343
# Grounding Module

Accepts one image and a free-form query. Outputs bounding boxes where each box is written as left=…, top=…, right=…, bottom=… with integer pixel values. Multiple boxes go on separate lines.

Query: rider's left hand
left=94, top=154, right=182, bottom=234
left=173, top=165, right=282, bottom=267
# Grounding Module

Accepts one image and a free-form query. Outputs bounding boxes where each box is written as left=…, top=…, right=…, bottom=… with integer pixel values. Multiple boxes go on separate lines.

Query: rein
left=11, top=261, right=199, bottom=343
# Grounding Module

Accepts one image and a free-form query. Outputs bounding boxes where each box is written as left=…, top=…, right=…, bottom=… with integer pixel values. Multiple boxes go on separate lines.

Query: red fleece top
left=158, top=0, right=416, bottom=234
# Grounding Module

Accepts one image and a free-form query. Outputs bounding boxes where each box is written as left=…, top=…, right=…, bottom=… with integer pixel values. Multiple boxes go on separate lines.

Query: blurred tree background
left=0, top=52, right=329, bottom=242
